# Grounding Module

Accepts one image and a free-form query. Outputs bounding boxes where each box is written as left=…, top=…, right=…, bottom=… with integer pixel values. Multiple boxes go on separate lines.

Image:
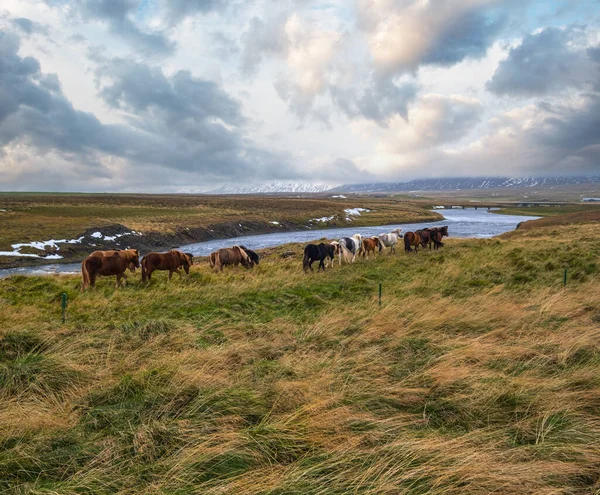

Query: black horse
left=303, top=243, right=335, bottom=272
left=238, top=245, right=260, bottom=265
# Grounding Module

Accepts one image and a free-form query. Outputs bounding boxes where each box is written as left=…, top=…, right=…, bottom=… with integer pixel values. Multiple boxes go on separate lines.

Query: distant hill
left=207, top=182, right=334, bottom=194
left=333, top=176, right=600, bottom=193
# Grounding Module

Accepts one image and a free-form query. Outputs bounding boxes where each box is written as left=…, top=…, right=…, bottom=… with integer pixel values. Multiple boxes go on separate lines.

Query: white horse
left=378, top=228, right=402, bottom=254
left=338, top=234, right=363, bottom=264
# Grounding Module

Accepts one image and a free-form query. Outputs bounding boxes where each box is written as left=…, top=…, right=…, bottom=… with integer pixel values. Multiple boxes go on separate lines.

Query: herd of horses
left=79, top=226, right=449, bottom=289
left=302, top=225, right=449, bottom=272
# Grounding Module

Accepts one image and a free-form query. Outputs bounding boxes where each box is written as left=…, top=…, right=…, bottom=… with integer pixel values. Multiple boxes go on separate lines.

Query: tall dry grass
left=1, top=223, right=600, bottom=494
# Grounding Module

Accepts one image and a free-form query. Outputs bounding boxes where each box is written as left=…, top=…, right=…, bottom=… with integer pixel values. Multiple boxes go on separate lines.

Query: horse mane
left=234, top=245, right=250, bottom=261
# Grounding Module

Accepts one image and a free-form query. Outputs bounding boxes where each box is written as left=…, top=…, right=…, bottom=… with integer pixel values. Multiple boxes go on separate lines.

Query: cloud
left=363, top=93, right=600, bottom=179
left=11, top=17, right=50, bottom=36
left=332, top=78, right=419, bottom=124
left=0, top=30, right=302, bottom=190
left=45, top=0, right=175, bottom=56
left=487, top=27, right=599, bottom=96
left=158, top=0, right=227, bottom=26
left=357, top=0, right=507, bottom=75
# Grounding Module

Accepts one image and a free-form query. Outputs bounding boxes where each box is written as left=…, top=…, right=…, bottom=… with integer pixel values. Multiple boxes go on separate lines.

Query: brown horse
left=81, top=252, right=131, bottom=290
left=141, top=250, right=193, bottom=281
left=360, top=237, right=379, bottom=259
left=90, top=249, right=140, bottom=272
left=418, top=229, right=432, bottom=249
left=430, top=227, right=448, bottom=250
left=212, top=246, right=253, bottom=272
left=404, top=232, right=421, bottom=253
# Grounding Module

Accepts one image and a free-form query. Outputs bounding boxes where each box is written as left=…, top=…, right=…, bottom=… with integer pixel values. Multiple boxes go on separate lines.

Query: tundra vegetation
left=0, top=193, right=440, bottom=268
left=1, top=217, right=600, bottom=494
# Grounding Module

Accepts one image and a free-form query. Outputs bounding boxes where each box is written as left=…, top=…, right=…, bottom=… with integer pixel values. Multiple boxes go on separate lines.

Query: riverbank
left=0, top=209, right=540, bottom=278
left=2, top=220, right=599, bottom=494
left=0, top=193, right=440, bottom=269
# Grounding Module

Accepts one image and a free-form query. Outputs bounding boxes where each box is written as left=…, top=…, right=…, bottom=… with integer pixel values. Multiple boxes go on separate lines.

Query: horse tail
left=81, top=258, right=90, bottom=291
left=404, top=234, right=411, bottom=252
left=141, top=256, right=148, bottom=282
left=302, top=247, right=310, bottom=272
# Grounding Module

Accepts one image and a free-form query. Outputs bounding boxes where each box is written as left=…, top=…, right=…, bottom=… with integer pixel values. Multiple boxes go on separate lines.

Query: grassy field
left=0, top=193, right=439, bottom=250
left=2, top=220, right=600, bottom=494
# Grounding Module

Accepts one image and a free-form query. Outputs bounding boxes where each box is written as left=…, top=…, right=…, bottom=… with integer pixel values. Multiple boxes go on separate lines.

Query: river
left=0, top=209, right=540, bottom=278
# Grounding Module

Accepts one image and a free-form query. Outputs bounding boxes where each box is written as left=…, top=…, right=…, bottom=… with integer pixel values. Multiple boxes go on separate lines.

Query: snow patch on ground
left=270, top=221, right=280, bottom=225
left=331, top=195, right=346, bottom=198
left=310, top=215, right=336, bottom=223
left=1, top=229, right=137, bottom=258
left=344, top=208, right=370, bottom=216
left=11, top=236, right=85, bottom=253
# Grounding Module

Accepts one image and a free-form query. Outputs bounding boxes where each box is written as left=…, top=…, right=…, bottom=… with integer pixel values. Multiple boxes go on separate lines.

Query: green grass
left=1, top=223, right=600, bottom=494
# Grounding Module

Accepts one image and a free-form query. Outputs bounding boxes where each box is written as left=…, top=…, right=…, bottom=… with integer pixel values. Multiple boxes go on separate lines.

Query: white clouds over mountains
left=0, top=0, right=599, bottom=191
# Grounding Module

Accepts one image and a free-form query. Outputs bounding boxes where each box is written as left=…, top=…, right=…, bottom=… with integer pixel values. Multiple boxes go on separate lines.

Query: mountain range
left=202, top=177, right=600, bottom=194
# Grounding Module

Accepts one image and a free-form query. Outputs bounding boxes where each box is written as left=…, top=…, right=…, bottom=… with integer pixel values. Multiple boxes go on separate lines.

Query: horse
left=378, top=228, right=402, bottom=254
left=360, top=237, right=379, bottom=259
left=325, top=241, right=340, bottom=268
left=81, top=252, right=130, bottom=290
left=238, top=245, right=260, bottom=265
left=339, top=234, right=362, bottom=265
left=141, top=250, right=193, bottom=282
left=90, top=249, right=140, bottom=272
left=404, top=232, right=421, bottom=253
left=430, top=226, right=449, bottom=250
left=212, top=246, right=253, bottom=272
left=417, top=229, right=432, bottom=249
left=303, top=243, right=336, bottom=272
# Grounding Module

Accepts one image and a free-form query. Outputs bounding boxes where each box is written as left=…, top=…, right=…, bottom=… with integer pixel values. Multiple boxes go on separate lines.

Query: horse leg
left=319, top=258, right=325, bottom=271
left=115, top=274, right=121, bottom=289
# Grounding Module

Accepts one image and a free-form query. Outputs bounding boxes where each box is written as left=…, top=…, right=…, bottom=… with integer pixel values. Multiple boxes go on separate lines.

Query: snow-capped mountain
left=207, top=182, right=335, bottom=194
left=332, top=176, right=600, bottom=193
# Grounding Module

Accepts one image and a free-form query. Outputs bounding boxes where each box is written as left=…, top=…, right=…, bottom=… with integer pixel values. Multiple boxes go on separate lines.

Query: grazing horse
left=303, top=243, right=335, bottom=272
left=430, top=226, right=448, bottom=250
left=141, top=250, right=192, bottom=282
left=212, top=246, right=253, bottom=272
left=90, top=249, right=140, bottom=272
left=339, top=235, right=362, bottom=265
left=417, top=229, right=432, bottom=249
left=81, top=252, right=130, bottom=290
left=325, top=241, right=340, bottom=268
left=404, top=232, right=421, bottom=253
left=238, top=245, right=260, bottom=265
left=360, top=237, right=379, bottom=259
left=378, top=228, right=402, bottom=254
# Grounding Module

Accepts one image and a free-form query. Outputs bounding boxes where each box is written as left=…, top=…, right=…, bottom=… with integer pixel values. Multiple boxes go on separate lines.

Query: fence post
left=378, top=282, right=382, bottom=307
left=61, top=293, right=67, bottom=323
left=563, top=269, right=567, bottom=287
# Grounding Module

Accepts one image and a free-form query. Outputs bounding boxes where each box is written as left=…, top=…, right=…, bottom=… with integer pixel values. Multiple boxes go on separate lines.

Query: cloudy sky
left=1, top=0, right=599, bottom=192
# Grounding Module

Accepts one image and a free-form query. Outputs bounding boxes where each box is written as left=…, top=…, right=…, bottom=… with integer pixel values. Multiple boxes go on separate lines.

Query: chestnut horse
left=90, top=249, right=140, bottom=272
left=212, top=246, right=253, bottom=272
left=360, top=237, right=379, bottom=259
left=404, top=232, right=421, bottom=253
left=141, top=250, right=193, bottom=281
left=81, top=252, right=132, bottom=290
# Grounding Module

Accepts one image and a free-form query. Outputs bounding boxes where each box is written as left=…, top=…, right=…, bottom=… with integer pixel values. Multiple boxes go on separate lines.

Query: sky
left=0, top=0, right=599, bottom=192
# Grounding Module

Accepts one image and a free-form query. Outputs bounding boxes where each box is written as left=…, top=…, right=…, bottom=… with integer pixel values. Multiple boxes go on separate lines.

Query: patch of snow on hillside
left=344, top=208, right=370, bottom=216
left=310, top=215, right=335, bottom=223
